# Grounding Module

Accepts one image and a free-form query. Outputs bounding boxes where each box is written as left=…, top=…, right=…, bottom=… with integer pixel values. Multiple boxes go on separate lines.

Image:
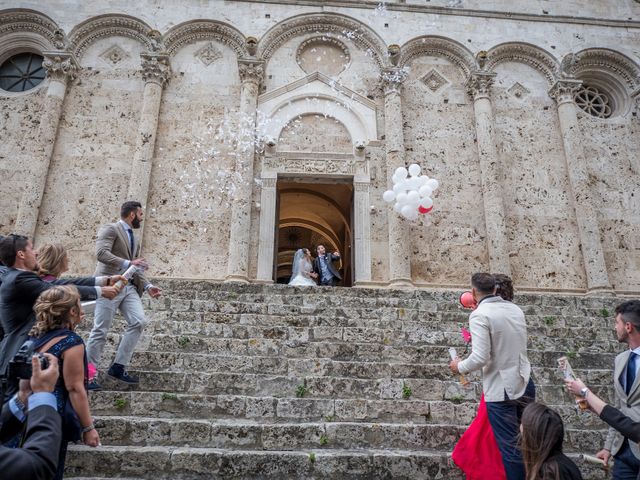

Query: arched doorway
left=276, top=180, right=353, bottom=286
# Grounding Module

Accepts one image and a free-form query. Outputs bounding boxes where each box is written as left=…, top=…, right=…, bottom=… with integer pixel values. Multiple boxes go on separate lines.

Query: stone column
left=550, top=79, right=611, bottom=292
left=126, top=53, right=171, bottom=239
left=15, top=52, right=78, bottom=237
left=226, top=59, right=264, bottom=283
left=382, top=68, right=412, bottom=286
left=353, top=180, right=372, bottom=284
left=467, top=71, right=512, bottom=276
left=256, top=175, right=277, bottom=283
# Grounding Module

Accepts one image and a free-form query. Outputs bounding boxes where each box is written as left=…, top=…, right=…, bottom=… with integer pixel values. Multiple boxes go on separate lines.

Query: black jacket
left=0, top=403, right=62, bottom=480
left=312, top=253, right=342, bottom=281
left=0, top=269, right=98, bottom=382
left=600, top=404, right=640, bottom=443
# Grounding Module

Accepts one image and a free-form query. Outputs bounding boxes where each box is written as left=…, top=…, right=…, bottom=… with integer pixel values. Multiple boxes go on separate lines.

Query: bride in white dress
left=288, top=248, right=317, bottom=286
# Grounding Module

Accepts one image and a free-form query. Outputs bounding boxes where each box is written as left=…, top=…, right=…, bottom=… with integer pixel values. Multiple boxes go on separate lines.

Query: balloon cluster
left=382, top=164, right=439, bottom=220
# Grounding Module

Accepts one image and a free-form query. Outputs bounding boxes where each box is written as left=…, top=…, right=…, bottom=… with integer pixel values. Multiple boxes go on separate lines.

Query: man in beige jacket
left=450, top=272, right=535, bottom=480
left=86, top=201, right=162, bottom=388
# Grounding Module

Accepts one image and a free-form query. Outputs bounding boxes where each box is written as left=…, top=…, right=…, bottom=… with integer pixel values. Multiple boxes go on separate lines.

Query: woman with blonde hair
left=37, top=243, right=69, bottom=282
left=30, top=285, right=100, bottom=479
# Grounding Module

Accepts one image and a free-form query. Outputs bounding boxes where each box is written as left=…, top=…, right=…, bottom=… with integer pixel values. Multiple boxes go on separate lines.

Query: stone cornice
left=399, top=36, right=476, bottom=76
left=257, top=12, right=387, bottom=69
left=548, top=79, right=583, bottom=105
left=163, top=20, right=249, bottom=58
left=229, top=0, right=640, bottom=29
left=466, top=71, right=496, bottom=100
left=68, top=14, right=154, bottom=59
left=141, top=53, right=171, bottom=87
left=485, top=43, right=558, bottom=87
left=43, top=51, right=79, bottom=82
left=0, top=9, right=63, bottom=49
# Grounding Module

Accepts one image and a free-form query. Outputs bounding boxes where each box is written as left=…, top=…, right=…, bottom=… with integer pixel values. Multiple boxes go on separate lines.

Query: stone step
left=93, top=417, right=467, bottom=451
left=65, top=445, right=607, bottom=479
left=66, top=445, right=462, bottom=479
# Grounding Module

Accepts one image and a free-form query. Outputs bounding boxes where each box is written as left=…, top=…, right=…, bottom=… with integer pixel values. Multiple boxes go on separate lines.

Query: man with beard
left=85, top=201, right=162, bottom=389
left=596, top=300, right=640, bottom=479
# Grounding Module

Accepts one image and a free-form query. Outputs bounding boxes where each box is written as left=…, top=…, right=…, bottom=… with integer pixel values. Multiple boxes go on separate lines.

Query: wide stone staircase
left=66, top=281, right=622, bottom=479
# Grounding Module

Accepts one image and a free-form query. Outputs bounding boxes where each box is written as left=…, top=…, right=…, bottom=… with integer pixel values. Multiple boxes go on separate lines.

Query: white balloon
left=392, top=183, right=404, bottom=195
left=406, top=211, right=419, bottom=221
left=419, top=175, right=430, bottom=186
left=426, top=178, right=439, bottom=190
left=408, top=177, right=421, bottom=190
left=396, top=192, right=409, bottom=205
left=407, top=190, right=420, bottom=205
left=391, top=172, right=402, bottom=184
left=393, top=202, right=403, bottom=213
left=383, top=190, right=396, bottom=202
left=395, top=167, right=408, bottom=179
left=401, top=204, right=414, bottom=218
left=419, top=185, right=433, bottom=197
left=419, top=196, right=433, bottom=209
left=408, top=164, right=421, bottom=177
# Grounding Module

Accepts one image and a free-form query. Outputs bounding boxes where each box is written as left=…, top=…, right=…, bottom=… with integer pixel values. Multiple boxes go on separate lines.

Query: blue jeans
left=613, top=440, right=640, bottom=480
left=485, top=378, right=536, bottom=480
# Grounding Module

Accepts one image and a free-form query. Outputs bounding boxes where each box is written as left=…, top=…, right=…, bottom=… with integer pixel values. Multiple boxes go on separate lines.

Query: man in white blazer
left=595, top=300, right=640, bottom=479
left=450, top=272, right=535, bottom=480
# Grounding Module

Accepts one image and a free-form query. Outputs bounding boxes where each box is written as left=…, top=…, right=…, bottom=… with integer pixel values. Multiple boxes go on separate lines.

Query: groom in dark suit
left=312, top=245, right=341, bottom=286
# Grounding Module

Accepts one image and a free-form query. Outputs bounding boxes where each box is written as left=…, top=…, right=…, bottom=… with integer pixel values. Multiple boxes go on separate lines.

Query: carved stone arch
left=164, top=20, right=248, bottom=58
left=399, top=36, right=476, bottom=77
left=0, top=8, right=64, bottom=60
left=485, top=42, right=558, bottom=87
left=68, top=14, right=154, bottom=59
left=258, top=12, right=388, bottom=69
left=571, top=48, right=640, bottom=91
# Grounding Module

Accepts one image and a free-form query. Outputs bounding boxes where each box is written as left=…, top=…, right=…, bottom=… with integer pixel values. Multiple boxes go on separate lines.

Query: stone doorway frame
left=255, top=151, right=372, bottom=285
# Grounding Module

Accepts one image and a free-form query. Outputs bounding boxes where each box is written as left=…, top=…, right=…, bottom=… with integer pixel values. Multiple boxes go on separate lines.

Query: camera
left=8, top=340, right=50, bottom=380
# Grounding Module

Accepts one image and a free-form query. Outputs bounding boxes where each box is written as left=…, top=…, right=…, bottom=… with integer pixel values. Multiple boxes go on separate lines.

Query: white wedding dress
left=288, top=249, right=316, bottom=286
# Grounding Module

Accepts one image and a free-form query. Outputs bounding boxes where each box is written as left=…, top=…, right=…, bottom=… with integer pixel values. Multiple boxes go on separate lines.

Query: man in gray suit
left=596, top=300, right=640, bottom=479
left=86, top=201, right=162, bottom=388
left=449, top=272, right=535, bottom=480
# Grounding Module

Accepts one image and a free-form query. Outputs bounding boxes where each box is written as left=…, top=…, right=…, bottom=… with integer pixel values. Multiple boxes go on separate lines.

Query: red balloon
left=459, top=291, right=477, bottom=310
left=418, top=205, right=433, bottom=214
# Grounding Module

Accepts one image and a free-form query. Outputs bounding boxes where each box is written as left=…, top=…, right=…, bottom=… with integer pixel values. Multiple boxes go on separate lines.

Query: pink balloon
left=459, top=291, right=477, bottom=310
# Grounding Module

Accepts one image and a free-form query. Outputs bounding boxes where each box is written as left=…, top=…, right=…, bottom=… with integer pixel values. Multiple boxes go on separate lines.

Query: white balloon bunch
left=382, top=164, right=439, bottom=221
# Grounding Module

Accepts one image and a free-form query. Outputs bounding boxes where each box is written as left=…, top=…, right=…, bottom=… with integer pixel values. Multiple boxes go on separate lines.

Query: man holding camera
left=0, top=353, right=64, bottom=480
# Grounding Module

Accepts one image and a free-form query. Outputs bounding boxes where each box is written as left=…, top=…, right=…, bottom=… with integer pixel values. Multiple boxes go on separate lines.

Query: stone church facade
left=1, top=0, right=639, bottom=294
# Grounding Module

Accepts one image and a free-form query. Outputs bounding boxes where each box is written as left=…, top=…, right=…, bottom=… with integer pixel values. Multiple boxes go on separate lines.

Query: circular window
left=296, top=37, right=351, bottom=77
left=0, top=53, right=46, bottom=92
left=574, top=85, right=613, bottom=119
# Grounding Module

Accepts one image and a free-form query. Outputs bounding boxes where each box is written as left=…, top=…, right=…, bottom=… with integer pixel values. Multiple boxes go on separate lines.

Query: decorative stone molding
left=0, top=9, right=61, bottom=49
left=420, top=69, right=449, bottom=93
left=43, top=51, right=79, bottom=82
left=194, top=42, right=222, bottom=66
left=485, top=42, right=558, bottom=87
left=296, top=35, right=351, bottom=75
left=381, top=67, right=409, bottom=96
left=570, top=48, right=640, bottom=91
left=238, top=58, right=264, bottom=85
left=263, top=152, right=367, bottom=176
left=549, top=79, right=583, bottom=105
left=258, top=13, right=387, bottom=69
left=99, top=44, right=130, bottom=66
left=466, top=71, right=496, bottom=100
left=69, top=14, right=154, bottom=59
left=164, top=20, right=248, bottom=58
left=261, top=177, right=277, bottom=189
left=399, top=36, right=476, bottom=77
left=141, top=53, right=171, bottom=87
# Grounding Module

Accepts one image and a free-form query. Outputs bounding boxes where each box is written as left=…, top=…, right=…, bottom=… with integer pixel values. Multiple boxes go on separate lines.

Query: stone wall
left=0, top=1, right=639, bottom=293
